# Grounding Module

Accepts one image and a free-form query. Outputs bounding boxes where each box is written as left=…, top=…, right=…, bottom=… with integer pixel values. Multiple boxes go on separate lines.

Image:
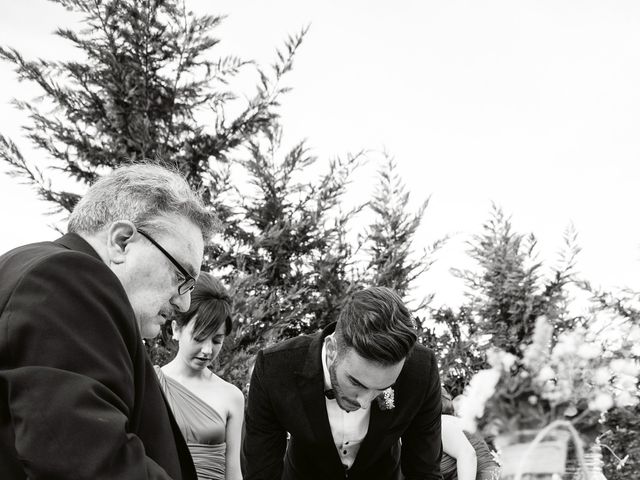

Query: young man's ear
left=326, top=335, right=338, bottom=365
left=106, top=221, right=137, bottom=264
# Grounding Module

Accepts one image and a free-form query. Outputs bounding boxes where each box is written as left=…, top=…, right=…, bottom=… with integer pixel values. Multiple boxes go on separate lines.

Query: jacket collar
left=55, top=232, right=103, bottom=262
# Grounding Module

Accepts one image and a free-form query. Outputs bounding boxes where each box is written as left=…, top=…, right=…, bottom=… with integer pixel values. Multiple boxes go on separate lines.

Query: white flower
left=376, top=387, right=395, bottom=411
left=459, top=368, right=501, bottom=433
left=589, top=393, right=614, bottom=412
left=610, top=359, right=640, bottom=377
left=487, top=349, right=517, bottom=371
left=577, top=343, right=601, bottom=360
left=628, top=325, right=640, bottom=343
left=537, top=366, right=556, bottom=382
left=501, top=352, right=517, bottom=370
left=593, top=367, right=610, bottom=386
left=523, top=316, right=553, bottom=372
left=605, top=336, right=625, bottom=353
left=552, top=332, right=578, bottom=358
left=613, top=390, right=638, bottom=408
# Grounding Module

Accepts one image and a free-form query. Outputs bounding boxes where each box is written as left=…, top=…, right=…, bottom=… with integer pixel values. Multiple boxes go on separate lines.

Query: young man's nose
left=355, top=390, right=379, bottom=408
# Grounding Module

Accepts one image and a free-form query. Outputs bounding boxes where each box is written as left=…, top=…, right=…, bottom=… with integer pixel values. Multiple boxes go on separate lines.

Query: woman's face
left=173, top=315, right=225, bottom=371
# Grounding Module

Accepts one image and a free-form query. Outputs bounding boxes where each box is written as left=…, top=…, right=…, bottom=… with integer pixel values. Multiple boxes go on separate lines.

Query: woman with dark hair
left=155, top=272, right=243, bottom=480
left=440, top=389, right=501, bottom=480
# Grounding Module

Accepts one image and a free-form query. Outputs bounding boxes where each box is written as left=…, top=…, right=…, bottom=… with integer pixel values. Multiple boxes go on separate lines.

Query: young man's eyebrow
left=347, top=374, right=394, bottom=391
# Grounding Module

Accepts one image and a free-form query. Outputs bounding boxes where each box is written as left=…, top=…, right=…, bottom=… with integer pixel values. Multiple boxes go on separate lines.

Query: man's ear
left=106, top=221, right=137, bottom=265
left=326, top=335, right=338, bottom=365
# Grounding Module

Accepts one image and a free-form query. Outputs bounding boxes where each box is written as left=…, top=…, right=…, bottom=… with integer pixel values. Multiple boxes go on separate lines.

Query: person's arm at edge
left=224, top=382, right=245, bottom=480
left=442, top=415, right=477, bottom=480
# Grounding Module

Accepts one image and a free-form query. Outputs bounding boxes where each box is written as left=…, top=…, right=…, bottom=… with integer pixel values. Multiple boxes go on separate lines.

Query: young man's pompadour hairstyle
left=335, top=286, right=418, bottom=365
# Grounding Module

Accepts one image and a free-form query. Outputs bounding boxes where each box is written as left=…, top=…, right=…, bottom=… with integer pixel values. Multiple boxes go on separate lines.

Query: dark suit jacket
left=243, top=324, right=442, bottom=480
left=0, top=233, right=197, bottom=479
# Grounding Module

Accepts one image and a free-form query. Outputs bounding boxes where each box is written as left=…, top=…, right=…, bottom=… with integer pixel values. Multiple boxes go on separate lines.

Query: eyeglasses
left=137, top=228, right=196, bottom=295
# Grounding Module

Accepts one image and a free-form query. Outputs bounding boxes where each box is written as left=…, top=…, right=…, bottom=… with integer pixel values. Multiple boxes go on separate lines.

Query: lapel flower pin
left=376, top=387, right=395, bottom=411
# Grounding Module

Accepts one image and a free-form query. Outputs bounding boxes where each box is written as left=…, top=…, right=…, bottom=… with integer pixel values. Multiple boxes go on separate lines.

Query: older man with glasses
left=0, top=163, right=217, bottom=479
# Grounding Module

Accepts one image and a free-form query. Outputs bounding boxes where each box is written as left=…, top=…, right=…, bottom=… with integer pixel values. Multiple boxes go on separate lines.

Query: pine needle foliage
left=363, top=155, right=439, bottom=307
left=214, top=126, right=367, bottom=383
left=453, top=204, right=580, bottom=355
left=0, top=0, right=296, bottom=209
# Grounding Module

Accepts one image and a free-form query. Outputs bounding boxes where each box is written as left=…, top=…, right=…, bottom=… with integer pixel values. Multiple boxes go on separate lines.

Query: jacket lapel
left=295, top=324, right=342, bottom=462
left=351, top=397, right=398, bottom=471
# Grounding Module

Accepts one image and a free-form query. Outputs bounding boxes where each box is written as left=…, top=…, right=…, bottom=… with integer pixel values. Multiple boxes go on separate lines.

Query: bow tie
left=324, top=389, right=336, bottom=400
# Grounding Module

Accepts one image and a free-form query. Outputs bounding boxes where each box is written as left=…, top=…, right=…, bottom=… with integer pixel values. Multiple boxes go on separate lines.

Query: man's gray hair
left=68, top=163, right=218, bottom=239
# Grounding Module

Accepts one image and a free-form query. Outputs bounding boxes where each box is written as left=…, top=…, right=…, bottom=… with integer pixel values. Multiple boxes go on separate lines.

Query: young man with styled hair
left=243, top=286, right=442, bottom=480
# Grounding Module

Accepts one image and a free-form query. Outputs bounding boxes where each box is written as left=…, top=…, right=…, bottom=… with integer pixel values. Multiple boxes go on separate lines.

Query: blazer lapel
left=295, top=325, right=342, bottom=461
left=351, top=389, right=398, bottom=471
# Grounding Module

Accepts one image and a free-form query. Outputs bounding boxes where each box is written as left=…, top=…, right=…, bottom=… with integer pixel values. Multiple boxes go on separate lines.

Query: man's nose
left=171, top=290, right=191, bottom=313
left=356, top=390, right=379, bottom=408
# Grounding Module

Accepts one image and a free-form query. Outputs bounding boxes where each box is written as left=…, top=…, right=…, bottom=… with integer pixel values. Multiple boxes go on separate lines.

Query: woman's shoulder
left=207, top=374, right=244, bottom=402
left=218, top=376, right=245, bottom=402
left=204, top=375, right=244, bottom=419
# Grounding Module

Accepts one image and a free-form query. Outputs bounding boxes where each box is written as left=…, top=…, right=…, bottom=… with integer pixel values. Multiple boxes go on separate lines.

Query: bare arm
left=442, top=415, right=477, bottom=480
left=225, top=383, right=245, bottom=480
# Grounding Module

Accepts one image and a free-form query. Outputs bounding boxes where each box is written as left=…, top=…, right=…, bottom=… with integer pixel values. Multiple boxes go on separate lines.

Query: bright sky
left=1, top=0, right=639, bottom=309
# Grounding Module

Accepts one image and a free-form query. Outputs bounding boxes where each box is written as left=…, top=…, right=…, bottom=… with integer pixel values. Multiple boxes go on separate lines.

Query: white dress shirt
left=321, top=334, right=370, bottom=469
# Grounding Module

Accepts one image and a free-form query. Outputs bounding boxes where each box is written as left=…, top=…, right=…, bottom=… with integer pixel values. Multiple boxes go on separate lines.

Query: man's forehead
left=154, top=217, right=203, bottom=276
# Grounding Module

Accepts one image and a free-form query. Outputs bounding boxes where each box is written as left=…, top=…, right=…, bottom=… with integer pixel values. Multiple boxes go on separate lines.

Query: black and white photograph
left=0, top=1, right=638, bottom=479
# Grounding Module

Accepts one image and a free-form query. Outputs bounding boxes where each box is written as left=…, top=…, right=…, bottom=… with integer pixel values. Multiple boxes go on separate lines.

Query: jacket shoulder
left=261, top=334, right=315, bottom=361
left=401, top=342, right=439, bottom=384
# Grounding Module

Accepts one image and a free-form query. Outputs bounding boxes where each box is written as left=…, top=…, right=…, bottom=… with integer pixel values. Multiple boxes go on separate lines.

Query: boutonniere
left=376, top=387, right=395, bottom=411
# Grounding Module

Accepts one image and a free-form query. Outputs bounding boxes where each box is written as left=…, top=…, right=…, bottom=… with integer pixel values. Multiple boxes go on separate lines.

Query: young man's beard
left=328, top=358, right=361, bottom=412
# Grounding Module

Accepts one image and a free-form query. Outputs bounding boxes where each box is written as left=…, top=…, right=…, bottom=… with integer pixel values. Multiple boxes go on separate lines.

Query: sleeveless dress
left=155, top=366, right=227, bottom=480
left=441, top=431, right=501, bottom=480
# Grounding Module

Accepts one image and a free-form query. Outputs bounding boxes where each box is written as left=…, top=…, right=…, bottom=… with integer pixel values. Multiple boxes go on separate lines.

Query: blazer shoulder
left=408, top=342, right=437, bottom=364
left=258, top=333, right=317, bottom=373
left=402, top=343, right=439, bottom=382
left=2, top=240, right=108, bottom=280
left=1, top=242, right=133, bottom=338
left=262, top=333, right=313, bottom=357
left=19, top=244, right=120, bottom=287
left=0, top=242, right=120, bottom=312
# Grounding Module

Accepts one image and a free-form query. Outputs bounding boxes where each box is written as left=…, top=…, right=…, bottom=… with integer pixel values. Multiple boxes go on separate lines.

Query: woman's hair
left=174, top=272, right=232, bottom=341
left=334, top=286, right=417, bottom=365
left=68, top=163, right=218, bottom=240
left=441, top=387, right=455, bottom=415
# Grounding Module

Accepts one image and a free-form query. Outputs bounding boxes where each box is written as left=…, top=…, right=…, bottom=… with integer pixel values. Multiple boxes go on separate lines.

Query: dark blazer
left=0, top=233, right=197, bottom=479
left=243, top=324, right=442, bottom=480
